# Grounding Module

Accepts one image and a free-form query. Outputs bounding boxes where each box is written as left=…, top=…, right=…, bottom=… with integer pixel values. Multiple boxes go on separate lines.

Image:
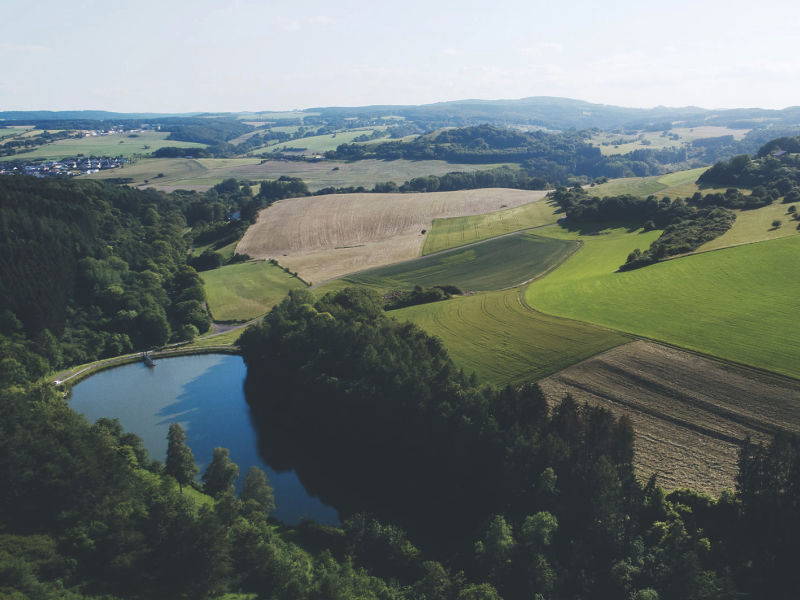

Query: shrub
left=772, top=219, right=783, bottom=228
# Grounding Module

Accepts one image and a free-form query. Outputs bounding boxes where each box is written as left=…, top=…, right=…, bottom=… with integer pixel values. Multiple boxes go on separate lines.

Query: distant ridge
left=0, top=110, right=200, bottom=122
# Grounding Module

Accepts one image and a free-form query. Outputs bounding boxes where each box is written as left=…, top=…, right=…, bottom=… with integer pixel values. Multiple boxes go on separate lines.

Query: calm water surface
left=68, top=353, right=340, bottom=525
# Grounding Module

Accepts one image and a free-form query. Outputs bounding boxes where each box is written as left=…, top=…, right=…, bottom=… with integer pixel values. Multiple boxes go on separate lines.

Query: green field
left=0, top=132, right=207, bottom=162
left=393, top=288, right=630, bottom=386
left=699, top=203, right=799, bottom=251
left=591, top=167, right=708, bottom=198
left=202, top=260, right=308, bottom=322
left=422, top=198, right=562, bottom=255
left=345, top=232, right=579, bottom=292
left=526, top=225, right=800, bottom=379
left=0, top=127, right=34, bottom=140
left=187, top=328, right=243, bottom=348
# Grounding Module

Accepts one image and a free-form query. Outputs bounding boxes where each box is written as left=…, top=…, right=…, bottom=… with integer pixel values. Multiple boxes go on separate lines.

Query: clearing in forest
left=201, top=260, right=308, bottom=322
left=237, top=188, right=549, bottom=285
left=527, top=224, right=800, bottom=379
left=539, top=341, right=800, bottom=495
left=346, top=232, right=579, bottom=293
left=392, top=287, right=629, bottom=386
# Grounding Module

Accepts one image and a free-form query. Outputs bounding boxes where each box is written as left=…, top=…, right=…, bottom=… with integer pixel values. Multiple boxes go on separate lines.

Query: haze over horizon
left=2, top=0, right=799, bottom=113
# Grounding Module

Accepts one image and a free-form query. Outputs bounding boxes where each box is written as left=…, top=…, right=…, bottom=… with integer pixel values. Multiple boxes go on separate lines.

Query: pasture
left=526, top=225, right=800, bottom=379
left=422, top=195, right=559, bottom=255
left=392, top=288, right=630, bottom=386
left=0, top=131, right=207, bottom=162
left=539, top=341, right=800, bottom=494
left=236, top=188, right=548, bottom=285
left=345, top=232, right=580, bottom=292
left=201, top=260, right=308, bottom=322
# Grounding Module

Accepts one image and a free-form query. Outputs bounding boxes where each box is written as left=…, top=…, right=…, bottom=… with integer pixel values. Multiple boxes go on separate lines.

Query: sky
left=2, top=0, right=799, bottom=113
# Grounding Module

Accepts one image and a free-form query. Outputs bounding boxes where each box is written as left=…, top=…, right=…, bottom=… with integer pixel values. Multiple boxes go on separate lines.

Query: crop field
left=87, top=157, right=209, bottom=186
left=345, top=232, right=579, bottom=292
left=527, top=225, right=800, bottom=379
left=237, top=188, right=547, bottom=285
left=201, top=260, right=308, bottom=322
left=592, top=126, right=750, bottom=156
left=392, top=288, right=630, bottom=386
left=539, top=341, right=800, bottom=494
left=421, top=195, right=559, bottom=254
left=0, top=127, right=34, bottom=140
left=0, top=132, right=207, bottom=162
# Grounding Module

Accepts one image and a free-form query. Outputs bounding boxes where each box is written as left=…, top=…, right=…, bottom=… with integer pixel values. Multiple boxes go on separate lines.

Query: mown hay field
left=202, top=260, right=308, bottom=322
left=392, top=288, right=630, bottom=386
left=1, top=132, right=207, bottom=162
left=527, top=224, right=800, bottom=379
left=421, top=195, right=558, bottom=255
left=539, top=341, right=800, bottom=495
left=345, top=232, right=579, bottom=293
left=237, top=189, right=549, bottom=285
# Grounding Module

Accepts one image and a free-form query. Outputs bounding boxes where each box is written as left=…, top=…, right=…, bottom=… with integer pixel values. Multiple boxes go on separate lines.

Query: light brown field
left=539, top=341, right=800, bottom=495
left=237, top=189, right=549, bottom=285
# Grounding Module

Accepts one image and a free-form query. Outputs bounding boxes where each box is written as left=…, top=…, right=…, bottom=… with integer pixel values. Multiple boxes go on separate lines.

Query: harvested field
left=539, top=341, right=800, bottom=495
left=237, top=189, right=549, bottom=284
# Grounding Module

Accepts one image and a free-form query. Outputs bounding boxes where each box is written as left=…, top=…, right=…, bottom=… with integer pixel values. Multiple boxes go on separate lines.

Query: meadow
left=392, top=288, right=630, bottom=386
left=237, top=111, right=320, bottom=121
left=344, top=232, right=579, bottom=292
left=201, top=260, right=308, bottom=322
left=1, top=132, right=207, bottom=162
left=237, top=188, right=547, bottom=284
left=526, top=225, right=800, bottom=379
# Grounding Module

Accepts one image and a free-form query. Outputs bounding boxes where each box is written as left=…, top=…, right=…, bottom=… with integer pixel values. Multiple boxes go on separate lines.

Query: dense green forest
left=0, top=177, right=260, bottom=369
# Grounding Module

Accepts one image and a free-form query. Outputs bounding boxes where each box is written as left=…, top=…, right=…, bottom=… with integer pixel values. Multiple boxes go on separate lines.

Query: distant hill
left=0, top=110, right=199, bottom=122
left=306, top=96, right=800, bottom=131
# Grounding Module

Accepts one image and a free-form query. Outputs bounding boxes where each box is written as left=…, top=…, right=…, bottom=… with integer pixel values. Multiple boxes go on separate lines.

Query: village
left=0, top=156, right=128, bottom=177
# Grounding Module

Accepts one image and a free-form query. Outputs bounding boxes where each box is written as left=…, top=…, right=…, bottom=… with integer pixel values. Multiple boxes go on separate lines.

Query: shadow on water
left=70, top=354, right=339, bottom=526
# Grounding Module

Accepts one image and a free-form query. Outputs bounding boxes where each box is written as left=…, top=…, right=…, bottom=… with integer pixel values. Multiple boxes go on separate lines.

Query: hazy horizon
left=2, top=0, right=799, bottom=113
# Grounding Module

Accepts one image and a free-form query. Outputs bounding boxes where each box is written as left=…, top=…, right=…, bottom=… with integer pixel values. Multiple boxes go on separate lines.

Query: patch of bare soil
left=538, top=341, right=800, bottom=495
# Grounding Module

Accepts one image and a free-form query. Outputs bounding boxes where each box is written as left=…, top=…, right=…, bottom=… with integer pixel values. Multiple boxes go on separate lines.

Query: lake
left=68, top=353, right=340, bottom=525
